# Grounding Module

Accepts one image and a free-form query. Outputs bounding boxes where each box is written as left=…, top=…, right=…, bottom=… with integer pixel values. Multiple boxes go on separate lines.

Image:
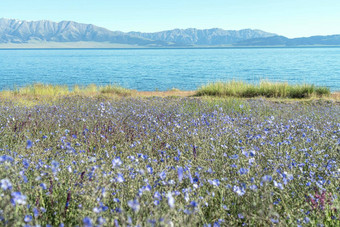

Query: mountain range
left=1, top=18, right=340, bottom=48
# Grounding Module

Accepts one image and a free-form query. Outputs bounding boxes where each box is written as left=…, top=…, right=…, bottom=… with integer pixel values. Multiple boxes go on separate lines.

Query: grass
left=0, top=82, right=337, bottom=104
left=0, top=95, right=339, bottom=226
left=0, top=84, right=136, bottom=103
left=196, top=81, right=331, bottom=98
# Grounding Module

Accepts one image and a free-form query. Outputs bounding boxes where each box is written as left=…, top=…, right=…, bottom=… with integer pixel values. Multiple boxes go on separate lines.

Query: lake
left=0, top=47, right=339, bottom=91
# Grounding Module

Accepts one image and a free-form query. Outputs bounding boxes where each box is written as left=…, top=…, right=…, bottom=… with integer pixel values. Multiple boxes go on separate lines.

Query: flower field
left=0, top=97, right=339, bottom=226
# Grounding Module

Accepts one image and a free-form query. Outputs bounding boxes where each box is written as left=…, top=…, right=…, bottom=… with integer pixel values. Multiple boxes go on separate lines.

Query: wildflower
left=24, top=215, right=32, bottom=222
left=0, top=179, right=12, bottom=191
left=177, top=166, right=184, bottom=182
left=208, top=179, right=220, bottom=187
left=274, top=180, right=284, bottom=190
left=190, top=201, right=198, bottom=208
left=229, top=154, right=239, bottom=160
left=154, top=200, right=160, bottom=206
left=249, top=184, right=258, bottom=191
left=116, top=173, right=125, bottom=183
left=112, top=157, right=123, bottom=168
left=83, top=217, right=92, bottom=227
left=26, top=140, right=33, bottom=149
left=39, top=183, right=47, bottom=190
left=128, top=199, right=140, bottom=212
left=261, top=175, right=272, bottom=182
left=146, top=165, right=153, bottom=174
left=97, top=217, right=106, bottom=225
left=159, top=171, right=166, bottom=180
left=233, top=185, right=246, bottom=196
left=22, top=159, right=30, bottom=169
left=270, top=218, right=279, bottom=224
left=166, top=191, right=175, bottom=209
left=0, top=155, right=14, bottom=163
left=33, top=207, right=39, bottom=217
left=11, top=192, right=27, bottom=205
left=239, top=168, right=249, bottom=175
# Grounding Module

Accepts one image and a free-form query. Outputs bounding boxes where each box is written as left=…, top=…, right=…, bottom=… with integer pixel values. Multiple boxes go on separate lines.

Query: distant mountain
left=0, top=18, right=276, bottom=47
left=0, top=18, right=168, bottom=46
left=1, top=18, right=339, bottom=48
left=128, top=28, right=276, bottom=45
left=235, top=35, right=340, bottom=46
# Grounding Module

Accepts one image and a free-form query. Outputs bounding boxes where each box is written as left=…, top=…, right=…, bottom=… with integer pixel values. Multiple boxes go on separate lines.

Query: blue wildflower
left=83, top=217, right=92, bottom=227
left=128, top=199, right=140, bottom=212
left=233, top=185, right=246, bottom=196
left=274, top=180, right=284, bottom=190
left=177, top=166, right=184, bottom=182
left=159, top=171, right=166, bottom=180
left=262, top=175, right=273, bottom=182
left=239, top=168, right=249, bottom=175
left=26, top=140, right=33, bottom=149
left=11, top=192, right=27, bottom=205
left=166, top=191, right=175, bottom=209
left=0, top=179, right=12, bottom=191
left=24, top=215, right=32, bottom=223
left=116, top=173, right=125, bottom=183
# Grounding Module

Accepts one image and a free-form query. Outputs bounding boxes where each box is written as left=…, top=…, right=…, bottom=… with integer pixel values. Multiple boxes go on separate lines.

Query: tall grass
left=1, top=83, right=135, bottom=99
left=196, top=81, right=331, bottom=98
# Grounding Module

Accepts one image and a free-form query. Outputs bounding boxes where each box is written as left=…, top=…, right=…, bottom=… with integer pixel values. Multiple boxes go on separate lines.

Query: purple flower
left=239, top=168, right=249, bottom=175
left=116, top=173, right=125, bottom=183
left=0, top=179, right=12, bottom=191
left=11, top=192, right=27, bottom=205
left=208, top=179, right=220, bottom=187
left=270, top=218, right=279, bottom=224
left=154, top=200, right=160, bottom=206
left=0, top=155, right=13, bottom=163
left=177, top=166, right=184, bottom=182
left=128, top=199, right=140, bottom=212
left=159, top=171, right=166, bottom=180
left=39, top=183, right=47, bottom=190
left=83, top=217, right=92, bottom=227
left=190, top=201, right=198, bottom=208
left=166, top=191, right=175, bottom=209
left=112, top=157, right=122, bottom=168
left=26, top=140, right=33, bottom=149
left=33, top=207, right=39, bottom=217
left=146, top=165, right=153, bottom=174
left=97, top=217, right=106, bottom=225
left=233, top=185, right=246, bottom=196
left=274, top=180, right=284, bottom=190
left=24, top=215, right=32, bottom=222
left=261, top=175, right=272, bottom=182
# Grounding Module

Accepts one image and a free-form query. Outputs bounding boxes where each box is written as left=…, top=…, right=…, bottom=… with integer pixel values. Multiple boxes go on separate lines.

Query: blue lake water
left=0, top=47, right=339, bottom=91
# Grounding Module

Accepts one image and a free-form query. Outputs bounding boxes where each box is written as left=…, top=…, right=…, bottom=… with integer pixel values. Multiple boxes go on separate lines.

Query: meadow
left=0, top=84, right=339, bottom=226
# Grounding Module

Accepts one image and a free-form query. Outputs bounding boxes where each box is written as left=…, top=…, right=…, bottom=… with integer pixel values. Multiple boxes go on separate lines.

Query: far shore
left=1, top=42, right=340, bottom=49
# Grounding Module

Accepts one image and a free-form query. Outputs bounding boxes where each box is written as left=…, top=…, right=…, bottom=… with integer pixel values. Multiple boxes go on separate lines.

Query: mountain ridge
left=0, top=18, right=276, bottom=46
left=1, top=18, right=340, bottom=47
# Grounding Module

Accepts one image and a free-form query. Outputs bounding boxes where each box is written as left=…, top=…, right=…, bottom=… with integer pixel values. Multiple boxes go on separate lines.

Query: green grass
left=1, top=83, right=135, bottom=99
left=195, top=81, right=331, bottom=98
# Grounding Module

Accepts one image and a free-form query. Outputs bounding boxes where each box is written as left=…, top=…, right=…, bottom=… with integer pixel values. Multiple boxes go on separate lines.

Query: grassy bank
left=0, top=96, right=339, bottom=226
left=196, top=81, right=331, bottom=98
left=0, top=82, right=338, bottom=108
left=1, top=83, right=135, bottom=98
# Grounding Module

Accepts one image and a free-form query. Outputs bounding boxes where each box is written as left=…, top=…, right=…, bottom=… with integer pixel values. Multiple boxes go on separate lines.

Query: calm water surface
left=0, top=48, right=339, bottom=91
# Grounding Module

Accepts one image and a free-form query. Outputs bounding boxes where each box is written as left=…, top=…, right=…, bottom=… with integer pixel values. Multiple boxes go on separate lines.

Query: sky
left=1, top=0, right=340, bottom=38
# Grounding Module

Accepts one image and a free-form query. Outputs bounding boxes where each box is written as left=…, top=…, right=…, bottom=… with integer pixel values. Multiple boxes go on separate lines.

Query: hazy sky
left=1, top=0, right=339, bottom=38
